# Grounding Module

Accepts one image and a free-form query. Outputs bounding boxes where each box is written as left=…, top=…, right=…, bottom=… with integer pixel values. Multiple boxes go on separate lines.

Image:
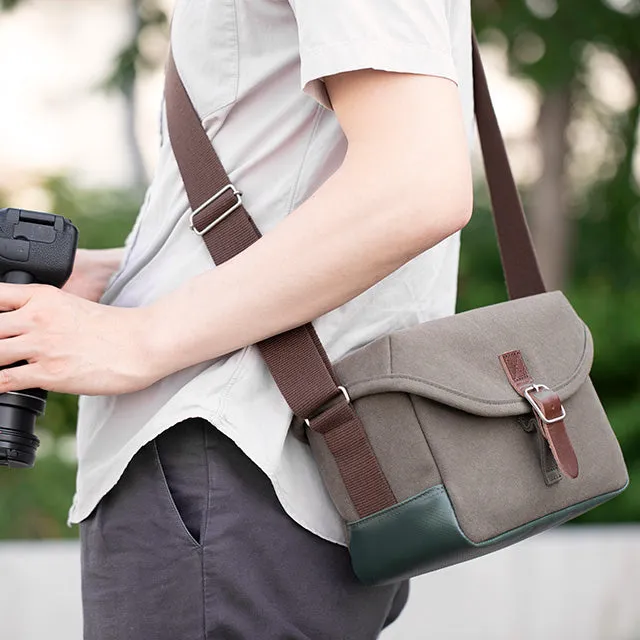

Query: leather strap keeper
left=499, top=350, right=579, bottom=480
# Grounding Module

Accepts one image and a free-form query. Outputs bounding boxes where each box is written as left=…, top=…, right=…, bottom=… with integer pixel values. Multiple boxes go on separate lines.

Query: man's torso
left=69, top=0, right=474, bottom=545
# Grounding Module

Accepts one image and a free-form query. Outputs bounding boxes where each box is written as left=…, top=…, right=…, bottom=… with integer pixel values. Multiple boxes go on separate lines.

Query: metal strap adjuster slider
left=190, top=184, right=243, bottom=236
left=304, top=385, right=351, bottom=428
left=523, top=383, right=567, bottom=424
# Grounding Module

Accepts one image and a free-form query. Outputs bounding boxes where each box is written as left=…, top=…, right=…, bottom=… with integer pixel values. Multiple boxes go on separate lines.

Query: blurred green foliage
left=469, top=0, right=640, bottom=524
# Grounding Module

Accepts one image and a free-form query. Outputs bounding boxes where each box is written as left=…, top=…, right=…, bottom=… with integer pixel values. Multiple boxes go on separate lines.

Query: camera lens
left=0, top=212, right=79, bottom=470
left=0, top=389, right=47, bottom=469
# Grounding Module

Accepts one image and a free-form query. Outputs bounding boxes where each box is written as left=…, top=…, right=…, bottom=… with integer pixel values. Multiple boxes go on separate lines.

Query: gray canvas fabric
left=412, top=378, right=628, bottom=542
left=80, top=418, right=409, bottom=639
left=309, top=291, right=628, bottom=542
left=308, top=392, right=443, bottom=524
left=333, top=292, right=593, bottom=414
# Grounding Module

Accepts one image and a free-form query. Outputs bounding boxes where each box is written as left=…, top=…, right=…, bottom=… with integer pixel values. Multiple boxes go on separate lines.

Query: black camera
left=0, top=208, right=78, bottom=469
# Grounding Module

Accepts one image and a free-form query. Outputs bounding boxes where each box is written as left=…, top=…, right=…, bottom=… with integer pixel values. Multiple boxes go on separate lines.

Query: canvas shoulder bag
left=164, top=33, right=629, bottom=586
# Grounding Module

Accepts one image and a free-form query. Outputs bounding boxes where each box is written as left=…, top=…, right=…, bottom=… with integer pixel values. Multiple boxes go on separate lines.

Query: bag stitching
left=347, top=325, right=590, bottom=407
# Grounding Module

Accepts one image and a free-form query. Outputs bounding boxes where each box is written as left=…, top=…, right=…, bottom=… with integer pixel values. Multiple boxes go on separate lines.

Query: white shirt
left=68, top=0, right=474, bottom=545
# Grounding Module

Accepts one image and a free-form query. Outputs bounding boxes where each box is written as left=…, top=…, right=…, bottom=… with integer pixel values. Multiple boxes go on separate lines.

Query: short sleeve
left=287, top=0, right=459, bottom=110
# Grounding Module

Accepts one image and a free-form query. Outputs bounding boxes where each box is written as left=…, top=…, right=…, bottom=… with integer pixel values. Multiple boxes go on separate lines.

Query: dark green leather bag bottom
left=347, top=481, right=629, bottom=585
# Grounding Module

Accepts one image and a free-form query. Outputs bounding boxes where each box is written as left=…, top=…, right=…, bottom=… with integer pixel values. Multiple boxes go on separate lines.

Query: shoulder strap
left=163, top=32, right=546, bottom=519
left=470, top=32, right=546, bottom=299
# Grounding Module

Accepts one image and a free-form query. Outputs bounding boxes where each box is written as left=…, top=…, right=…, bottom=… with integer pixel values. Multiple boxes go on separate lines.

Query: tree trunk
left=124, top=0, right=148, bottom=189
left=123, top=85, right=148, bottom=189
left=530, top=86, right=573, bottom=290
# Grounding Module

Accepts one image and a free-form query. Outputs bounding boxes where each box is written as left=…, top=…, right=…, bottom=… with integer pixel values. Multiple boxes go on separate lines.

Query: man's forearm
left=63, top=248, right=126, bottom=302
left=145, top=145, right=471, bottom=379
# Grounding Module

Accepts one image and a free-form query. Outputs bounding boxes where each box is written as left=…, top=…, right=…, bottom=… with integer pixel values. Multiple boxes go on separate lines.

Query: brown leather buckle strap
left=523, top=384, right=578, bottom=479
left=499, top=350, right=579, bottom=480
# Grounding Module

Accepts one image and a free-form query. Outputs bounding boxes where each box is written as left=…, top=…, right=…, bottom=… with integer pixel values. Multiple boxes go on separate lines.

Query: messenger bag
left=163, top=32, right=629, bottom=586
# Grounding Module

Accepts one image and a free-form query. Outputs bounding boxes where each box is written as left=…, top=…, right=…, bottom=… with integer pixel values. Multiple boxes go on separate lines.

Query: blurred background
left=0, top=0, right=638, bottom=638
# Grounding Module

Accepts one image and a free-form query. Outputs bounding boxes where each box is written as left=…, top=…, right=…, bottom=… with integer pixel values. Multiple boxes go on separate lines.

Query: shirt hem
left=67, top=407, right=348, bottom=547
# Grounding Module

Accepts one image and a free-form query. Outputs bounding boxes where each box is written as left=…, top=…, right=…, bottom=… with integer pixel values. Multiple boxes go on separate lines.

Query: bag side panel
left=307, top=392, right=441, bottom=524
left=354, top=392, right=442, bottom=501
left=413, top=377, right=629, bottom=543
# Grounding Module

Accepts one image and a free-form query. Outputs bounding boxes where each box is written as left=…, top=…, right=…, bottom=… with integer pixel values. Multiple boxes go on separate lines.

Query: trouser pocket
left=153, top=418, right=211, bottom=548
left=81, top=434, right=206, bottom=640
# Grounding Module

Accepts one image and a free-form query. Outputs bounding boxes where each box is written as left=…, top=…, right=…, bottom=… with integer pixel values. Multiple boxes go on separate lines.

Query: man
left=0, top=0, right=474, bottom=637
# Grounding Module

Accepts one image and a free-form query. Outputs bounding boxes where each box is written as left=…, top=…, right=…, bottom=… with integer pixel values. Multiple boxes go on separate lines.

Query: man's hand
left=63, top=248, right=125, bottom=302
left=0, top=283, right=158, bottom=396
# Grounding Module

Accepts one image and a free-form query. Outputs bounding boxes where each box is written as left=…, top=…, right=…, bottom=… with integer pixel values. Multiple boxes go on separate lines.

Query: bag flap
left=333, top=291, right=593, bottom=418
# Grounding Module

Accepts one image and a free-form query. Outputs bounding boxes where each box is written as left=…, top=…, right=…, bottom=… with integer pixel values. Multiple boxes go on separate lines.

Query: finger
left=0, top=336, right=35, bottom=368
left=0, top=309, right=28, bottom=339
left=0, top=362, right=44, bottom=394
left=0, top=283, right=34, bottom=312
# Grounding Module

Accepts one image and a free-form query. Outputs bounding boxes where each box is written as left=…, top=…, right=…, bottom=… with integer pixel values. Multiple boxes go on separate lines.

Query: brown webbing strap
left=163, top=33, right=546, bottom=519
left=471, top=33, right=546, bottom=299
left=165, top=54, right=397, bottom=518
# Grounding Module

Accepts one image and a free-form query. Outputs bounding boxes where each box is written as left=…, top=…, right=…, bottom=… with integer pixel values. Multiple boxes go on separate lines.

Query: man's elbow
left=408, top=169, right=474, bottom=247
left=440, top=181, right=474, bottom=235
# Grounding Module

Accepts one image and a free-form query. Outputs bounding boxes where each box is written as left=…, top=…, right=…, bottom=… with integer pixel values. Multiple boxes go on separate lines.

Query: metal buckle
left=304, top=385, right=351, bottom=428
left=523, top=384, right=567, bottom=424
left=189, top=184, right=243, bottom=236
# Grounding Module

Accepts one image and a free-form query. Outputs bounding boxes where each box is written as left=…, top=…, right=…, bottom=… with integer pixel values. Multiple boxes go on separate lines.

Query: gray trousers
left=80, top=418, right=409, bottom=639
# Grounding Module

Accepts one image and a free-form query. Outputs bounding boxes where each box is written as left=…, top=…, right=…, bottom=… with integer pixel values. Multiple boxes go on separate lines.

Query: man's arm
left=63, top=248, right=125, bottom=302
left=146, top=70, right=473, bottom=379
left=0, top=69, right=472, bottom=397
